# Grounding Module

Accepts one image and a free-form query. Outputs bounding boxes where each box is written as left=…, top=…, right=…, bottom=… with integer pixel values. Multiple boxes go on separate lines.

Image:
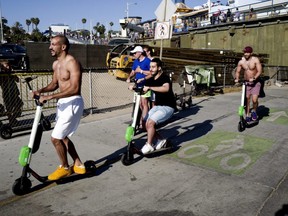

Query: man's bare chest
left=243, top=60, right=256, bottom=71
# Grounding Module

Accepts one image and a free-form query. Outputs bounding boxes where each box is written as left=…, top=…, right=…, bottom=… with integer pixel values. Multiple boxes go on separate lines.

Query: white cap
left=130, top=46, right=143, bottom=53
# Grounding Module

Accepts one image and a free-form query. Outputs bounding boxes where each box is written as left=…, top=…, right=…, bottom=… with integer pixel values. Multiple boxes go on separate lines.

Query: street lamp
left=126, top=2, right=137, bottom=23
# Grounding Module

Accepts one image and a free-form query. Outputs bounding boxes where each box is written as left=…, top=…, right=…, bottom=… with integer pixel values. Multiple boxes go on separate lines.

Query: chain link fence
left=0, top=69, right=133, bottom=139
left=0, top=65, right=287, bottom=139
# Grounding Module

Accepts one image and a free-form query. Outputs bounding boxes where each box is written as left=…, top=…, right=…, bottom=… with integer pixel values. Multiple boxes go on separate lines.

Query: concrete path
left=0, top=85, right=287, bottom=216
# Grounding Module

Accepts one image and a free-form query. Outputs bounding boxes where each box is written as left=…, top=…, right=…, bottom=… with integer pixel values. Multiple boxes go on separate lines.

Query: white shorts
left=51, top=95, right=84, bottom=139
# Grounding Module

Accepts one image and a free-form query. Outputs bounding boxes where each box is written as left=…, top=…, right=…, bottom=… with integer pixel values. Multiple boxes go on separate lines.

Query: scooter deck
left=121, top=141, right=175, bottom=166
left=30, top=160, right=97, bottom=183
left=129, top=140, right=174, bottom=157
left=246, top=119, right=259, bottom=126
left=142, top=141, right=174, bottom=157
left=13, top=161, right=99, bottom=195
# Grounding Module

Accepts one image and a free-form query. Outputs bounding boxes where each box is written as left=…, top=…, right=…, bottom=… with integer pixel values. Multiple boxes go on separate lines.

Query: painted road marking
left=171, top=131, right=274, bottom=175
left=264, top=109, right=288, bottom=124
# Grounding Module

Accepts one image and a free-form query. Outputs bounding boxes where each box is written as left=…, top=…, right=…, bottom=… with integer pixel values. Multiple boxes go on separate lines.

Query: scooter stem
left=241, top=83, right=245, bottom=107
left=131, top=95, right=141, bottom=127
left=28, top=106, right=42, bottom=149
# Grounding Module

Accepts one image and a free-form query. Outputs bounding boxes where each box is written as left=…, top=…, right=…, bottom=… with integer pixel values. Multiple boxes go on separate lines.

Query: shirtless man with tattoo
left=235, top=46, right=262, bottom=122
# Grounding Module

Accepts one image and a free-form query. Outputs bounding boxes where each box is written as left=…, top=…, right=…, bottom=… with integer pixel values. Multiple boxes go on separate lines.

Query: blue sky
left=1, top=0, right=211, bottom=32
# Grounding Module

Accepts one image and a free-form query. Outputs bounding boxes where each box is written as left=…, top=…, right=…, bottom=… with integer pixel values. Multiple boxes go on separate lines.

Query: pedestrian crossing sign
left=154, top=22, right=171, bottom=40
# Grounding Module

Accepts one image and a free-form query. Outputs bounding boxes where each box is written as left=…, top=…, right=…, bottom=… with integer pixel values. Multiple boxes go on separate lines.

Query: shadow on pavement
left=20, top=101, right=211, bottom=193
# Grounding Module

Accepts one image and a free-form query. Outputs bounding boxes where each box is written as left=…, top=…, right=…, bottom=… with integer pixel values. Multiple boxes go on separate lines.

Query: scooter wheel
left=41, top=118, right=51, bottom=131
left=84, top=160, right=97, bottom=172
left=238, top=121, right=245, bottom=132
left=12, top=177, right=32, bottom=195
left=0, top=125, right=12, bottom=139
left=121, top=153, right=134, bottom=166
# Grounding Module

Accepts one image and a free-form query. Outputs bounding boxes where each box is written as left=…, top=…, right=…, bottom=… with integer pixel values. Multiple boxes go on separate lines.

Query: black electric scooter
left=237, top=81, right=259, bottom=132
left=121, top=81, right=174, bottom=166
left=0, top=76, right=51, bottom=139
left=12, top=88, right=96, bottom=196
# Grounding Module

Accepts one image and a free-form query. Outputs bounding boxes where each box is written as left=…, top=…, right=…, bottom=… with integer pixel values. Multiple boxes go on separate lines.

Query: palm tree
left=30, top=17, right=35, bottom=30
left=1, top=17, right=9, bottom=40
left=82, top=18, right=87, bottom=29
left=109, top=22, right=114, bottom=30
left=2, top=17, right=7, bottom=25
left=97, top=24, right=106, bottom=37
left=10, top=22, right=26, bottom=43
left=30, top=17, right=40, bottom=31
left=11, top=21, right=23, bottom=33
left=26, top=19, right=31, bottom=32
left=93, top=26, right=97, bottom=36
left=34, top=18, right=40, bottom=30
left=93, top=22, right=100, bottom=37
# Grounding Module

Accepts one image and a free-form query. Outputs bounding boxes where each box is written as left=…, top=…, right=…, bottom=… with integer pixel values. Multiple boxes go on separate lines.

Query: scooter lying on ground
left=121, top=80, right=174, bottom=166
left=0, top=76, right=51, bottom=139
left=12, top=92, right=96, bottom=196
left=237, top=81, right=259, bottom=132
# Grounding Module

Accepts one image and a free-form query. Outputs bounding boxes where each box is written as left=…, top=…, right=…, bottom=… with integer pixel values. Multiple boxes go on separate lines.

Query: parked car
left=0, top=44, right=28, bottom=70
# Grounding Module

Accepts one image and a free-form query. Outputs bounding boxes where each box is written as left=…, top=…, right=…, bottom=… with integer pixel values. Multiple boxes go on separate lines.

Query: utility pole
left=125, top=2, right=137, bottom=37
left=126, top=2, right=137, bottom=23
left=0, top=1, right=4, bottom=43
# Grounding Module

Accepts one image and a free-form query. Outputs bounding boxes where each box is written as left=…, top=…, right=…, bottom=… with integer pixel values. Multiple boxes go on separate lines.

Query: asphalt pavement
left=0, top=85, right=287, bottom=216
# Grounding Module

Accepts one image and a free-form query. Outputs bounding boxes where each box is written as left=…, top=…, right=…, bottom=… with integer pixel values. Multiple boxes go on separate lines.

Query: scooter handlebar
left=234, top=79, right=252, bottom=86
left=33, top=95, right=47, bottom=106
left=130, top=78, right=145, bottom=92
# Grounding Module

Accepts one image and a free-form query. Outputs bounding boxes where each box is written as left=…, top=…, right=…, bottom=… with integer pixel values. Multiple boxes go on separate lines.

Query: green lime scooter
left=12, top=93, right=47, bottom=195
left=121, top=80, right=174, bottom=166
left=12, top=81, right=96, bottom=195
left=237, top=81, right=258, bottom=132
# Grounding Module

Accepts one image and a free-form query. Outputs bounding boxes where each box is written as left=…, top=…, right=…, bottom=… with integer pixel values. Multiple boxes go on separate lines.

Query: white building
left=50, top=24, right=70, bottom=34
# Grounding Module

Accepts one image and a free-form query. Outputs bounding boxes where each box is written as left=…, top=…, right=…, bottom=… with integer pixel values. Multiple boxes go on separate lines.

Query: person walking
left=32, top=35, right=86, bottom=180
left=249, top=8, right=255, bottom=20
left=234, top=46, right=262, bottom=122
left=234, top=8, right=241, bottom=21
left=226, top=9, right=232, bottom=22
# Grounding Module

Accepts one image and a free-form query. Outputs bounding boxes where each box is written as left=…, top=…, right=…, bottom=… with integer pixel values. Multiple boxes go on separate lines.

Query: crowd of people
left=211, top=7, right=246, bottom=24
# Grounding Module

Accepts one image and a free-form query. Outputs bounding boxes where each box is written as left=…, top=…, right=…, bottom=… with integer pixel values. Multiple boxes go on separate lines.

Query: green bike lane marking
left=263, top=109, right=288, bottom=125
left=170, top=131, right=274, bottom=175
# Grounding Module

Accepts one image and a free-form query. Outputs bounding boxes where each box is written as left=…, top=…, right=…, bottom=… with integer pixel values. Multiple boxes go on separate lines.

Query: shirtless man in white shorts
left=32, top=35, right=86, bottom=180
left=235, top=46, right=262, bottom=122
